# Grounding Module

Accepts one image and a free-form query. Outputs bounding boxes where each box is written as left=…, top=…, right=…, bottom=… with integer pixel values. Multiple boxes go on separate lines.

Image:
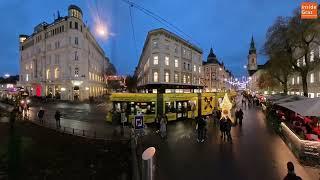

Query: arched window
left=46, top=69, right=50, bottom=80
left=75, top=67, right=79, bottom=77
left=54, top=68, right=59, bottom=79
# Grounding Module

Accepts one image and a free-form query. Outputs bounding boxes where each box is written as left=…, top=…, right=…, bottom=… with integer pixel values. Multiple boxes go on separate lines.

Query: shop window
left=310, top=73, right=314, bottom=83
left=54, top=68, right=59, bottom=79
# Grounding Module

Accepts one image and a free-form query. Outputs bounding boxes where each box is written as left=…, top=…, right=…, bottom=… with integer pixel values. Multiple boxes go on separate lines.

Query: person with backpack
left=37, top=107, right=45, bottom=124
left=225, top=116, right=233, bottom=142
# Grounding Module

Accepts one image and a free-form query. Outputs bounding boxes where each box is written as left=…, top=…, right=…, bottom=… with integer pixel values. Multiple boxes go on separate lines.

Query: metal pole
left=142, top=147, right=156, bottom=180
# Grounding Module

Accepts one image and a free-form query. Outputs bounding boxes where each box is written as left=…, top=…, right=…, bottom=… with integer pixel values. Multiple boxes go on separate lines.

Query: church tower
left=247, top=36, right=257, bottom=71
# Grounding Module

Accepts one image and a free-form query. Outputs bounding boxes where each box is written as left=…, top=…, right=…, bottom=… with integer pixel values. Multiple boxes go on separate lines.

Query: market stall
left=276, top=98, right=320, bottom=165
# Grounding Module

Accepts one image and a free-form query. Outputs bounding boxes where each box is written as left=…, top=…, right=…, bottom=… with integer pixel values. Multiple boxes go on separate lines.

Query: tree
left=125, top=75, right=137, bottom=93
left=263, top=10, right=320, bottom=96
left=257, top=70, right=279, bottom=91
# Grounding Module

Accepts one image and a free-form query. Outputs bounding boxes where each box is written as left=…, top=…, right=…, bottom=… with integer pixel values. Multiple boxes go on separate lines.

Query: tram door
left=176, top=101, right=188, bottom=119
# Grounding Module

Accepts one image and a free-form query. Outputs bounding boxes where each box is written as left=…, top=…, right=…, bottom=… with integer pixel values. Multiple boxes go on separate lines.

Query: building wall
left=136, top=29, right=202, bottom=91
left=202, top=63, right=231, bottom=92
left=19, top=6, right=109, bottom=101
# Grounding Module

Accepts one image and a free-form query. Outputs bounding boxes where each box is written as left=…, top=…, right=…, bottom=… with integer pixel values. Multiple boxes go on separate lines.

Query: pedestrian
left=54, top=110, right=61, bottom=128
left=225, top=116, right=233, bottom=142
left=235, top=108, right=239, bottom=125
left=155, top=114, right=162, bottom=133
left=37, top=107, right=45, bottom=124
left=196, top=116, right=205, bottom=142
left=204, top=116, right=210, bottom=139
left=160, top=115, right=167, bottom=139
left=219, top=117, right=226, bottom=140
left=212, top=107, right=219, bottom=125
left=238, top=108, right=244, bottom=126
left=283, top=162, right=302, bottom=180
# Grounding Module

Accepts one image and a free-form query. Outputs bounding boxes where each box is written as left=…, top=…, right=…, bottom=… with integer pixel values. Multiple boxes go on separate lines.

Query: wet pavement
left=25, top=101, right=129, bottom=138
left=138, top=107, right=318, bottom=180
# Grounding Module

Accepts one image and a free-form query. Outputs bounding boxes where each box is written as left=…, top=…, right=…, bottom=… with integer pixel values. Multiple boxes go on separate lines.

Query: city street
left=138, top=106, right=318, bottom=180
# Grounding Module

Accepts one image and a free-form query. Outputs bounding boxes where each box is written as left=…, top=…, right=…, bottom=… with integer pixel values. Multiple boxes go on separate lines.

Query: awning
left=273, top=95, right=307, bottom=104
left=278, top=97, right=320, bottom=117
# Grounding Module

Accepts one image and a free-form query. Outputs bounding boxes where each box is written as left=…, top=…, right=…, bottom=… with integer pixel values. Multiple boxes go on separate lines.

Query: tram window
left=129, top=102, right=155, bottom=115
left=165, top=101, right=176, bottom=113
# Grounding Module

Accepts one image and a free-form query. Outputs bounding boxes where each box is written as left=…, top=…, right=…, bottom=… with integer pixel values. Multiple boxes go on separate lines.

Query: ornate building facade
left=135, top=28, right=203, bottom=93
left=19, top=5, right=112, bottom=101
left=202, top=48, right=233, bottom=92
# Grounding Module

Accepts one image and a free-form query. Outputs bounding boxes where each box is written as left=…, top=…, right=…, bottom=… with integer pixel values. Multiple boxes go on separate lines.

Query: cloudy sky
left=0, top=0, right=308, bottom=77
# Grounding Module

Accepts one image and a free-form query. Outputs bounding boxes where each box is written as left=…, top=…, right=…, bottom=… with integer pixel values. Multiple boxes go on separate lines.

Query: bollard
left=142, top=147, right=156, bottom=180
left=83, top=129, right=85, bottom=136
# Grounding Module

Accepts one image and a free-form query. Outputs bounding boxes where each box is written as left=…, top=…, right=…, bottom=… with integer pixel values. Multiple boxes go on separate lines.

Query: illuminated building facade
left=19, top=5, right=111, bottom=100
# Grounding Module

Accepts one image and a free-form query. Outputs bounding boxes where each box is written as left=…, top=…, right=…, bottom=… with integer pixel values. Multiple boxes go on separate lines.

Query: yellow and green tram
left=107, top=92, right=236, bottom=123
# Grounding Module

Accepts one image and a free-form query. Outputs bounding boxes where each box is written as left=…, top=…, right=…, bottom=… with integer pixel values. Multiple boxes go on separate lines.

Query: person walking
left=196, top=116, right=205, bottom=142
left=235, top=108, right=239, bottom=125
left=155, top=114, right=161, bottom=133
left=54, top=110, right=61, bottom=129
left=219, top=117, right=226, bottom=140
left=37, top=107, right=45, bottom=124
left=238, top=108, right=244, bottom=126
left=225, top=116, right=233, bottom=142
left=283, top=162, right=302, bottom=180
left=160, top=115, right=167, bottom=139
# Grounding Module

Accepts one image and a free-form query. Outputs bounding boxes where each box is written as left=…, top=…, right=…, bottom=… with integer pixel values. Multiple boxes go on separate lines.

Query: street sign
left=135, top=115, right=144, bottom=129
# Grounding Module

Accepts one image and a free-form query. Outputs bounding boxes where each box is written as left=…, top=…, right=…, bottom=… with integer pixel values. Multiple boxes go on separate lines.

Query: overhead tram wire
left=120, top=0, right=203, bottom=49
left=129, top=4, right=139, bottom=61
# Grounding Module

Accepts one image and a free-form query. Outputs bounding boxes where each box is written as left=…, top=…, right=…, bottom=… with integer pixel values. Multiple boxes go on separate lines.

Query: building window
left=152, top=40, right=158, bottom=48
left=183, top=75, right=186, bottom=83
left=75, top=22, right=78, bottom=29
left=75, top=37, right=79, bottom=45
left=175, top=59, right=179, bottom=68
left=75, top=67, right=79, bottom=77
left=193, top=77, right=196, bottom=84
left=174, top=73, right=179, bottom=83
left=183, top=48, right=186, bottom=55
left=174, top=45, right=178, bottom=53
left=310, top=73, right=314, bottom=83
left=46, top=69, right=50, bottom=80
left=165, top=72, right=170, bottom=82
left=75, top=51, right=78, bottom=60
left=310, top=50, right=314, bottom=62
left=153, top=56, right=158, bottom=65
left=297, top=76, right=300, bottom=84
left=54, top=68, right=59, bottom=79
left=292, top=77, right=295, bottom=85
left=55, top=41, right=60, bottom=49
left=199, top=67, right=201, bottom=73
left=165, top=56, right=169, bottom=66
left=153, top=72, right=158, bottom=82
left=69, top=21, right=72, bottom=28
left=188, top=64, right=190, bottom=71
left=193, top=65, right=196, bottom=72
left=26, top=74, right=29, bottom=82
left=55, top=55, right=60, bottom=64
left=89, top=72, right=92, bottom=80
left=187, top=76, right=190, bottom=84
left=184, top=62, right=186, bottom=70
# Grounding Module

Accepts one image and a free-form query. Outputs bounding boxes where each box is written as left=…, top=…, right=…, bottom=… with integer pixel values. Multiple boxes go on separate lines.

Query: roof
left=68, top=5, right=83, bottom=15
left=206, top=48, right=220, bottom=64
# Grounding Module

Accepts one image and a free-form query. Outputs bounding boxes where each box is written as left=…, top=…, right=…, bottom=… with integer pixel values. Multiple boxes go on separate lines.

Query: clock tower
left=247, top=36, right=257, bottom=71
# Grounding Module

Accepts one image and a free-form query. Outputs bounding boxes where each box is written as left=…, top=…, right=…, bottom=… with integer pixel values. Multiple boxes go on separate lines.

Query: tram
left=107, top=91, right=236, bottom=123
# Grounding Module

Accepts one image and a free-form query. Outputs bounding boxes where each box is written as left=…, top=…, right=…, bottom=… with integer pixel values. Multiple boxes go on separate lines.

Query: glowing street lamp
left=4, top=74, right=10, bottom=78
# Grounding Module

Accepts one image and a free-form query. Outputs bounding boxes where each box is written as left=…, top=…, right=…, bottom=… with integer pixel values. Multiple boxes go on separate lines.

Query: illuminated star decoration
left=220, top=93, right=234, bottom=122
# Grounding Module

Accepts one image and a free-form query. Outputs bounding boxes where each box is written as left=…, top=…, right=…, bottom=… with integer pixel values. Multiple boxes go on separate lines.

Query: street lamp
left=4, top=74, right=10, bottom=78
